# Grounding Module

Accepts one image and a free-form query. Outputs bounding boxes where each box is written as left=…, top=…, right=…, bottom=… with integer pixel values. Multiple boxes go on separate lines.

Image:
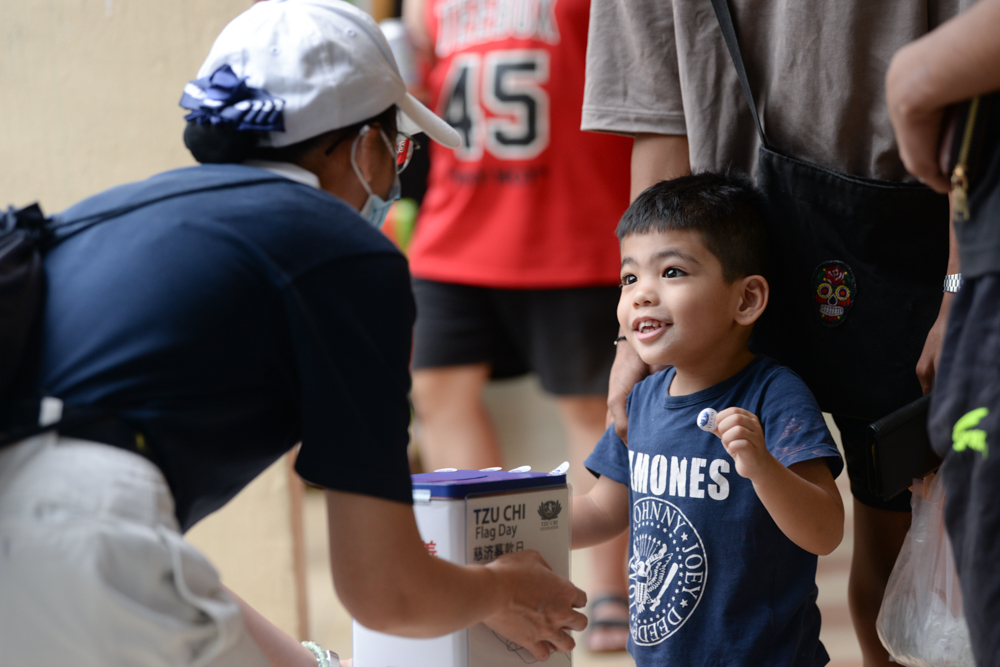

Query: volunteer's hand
left=483, top=550, right=588, bottom=661
left=711, top=408, right=774, bottom=481
left=607, top=339, right=654, bottom=443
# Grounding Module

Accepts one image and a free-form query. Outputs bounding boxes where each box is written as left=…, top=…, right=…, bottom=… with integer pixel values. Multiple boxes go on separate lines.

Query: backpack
left=0, top=203, right=53, bottom=404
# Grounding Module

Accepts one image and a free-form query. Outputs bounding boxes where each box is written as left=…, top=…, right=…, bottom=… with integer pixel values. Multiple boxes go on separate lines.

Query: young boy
left=573, top=172, right=845, bottom=665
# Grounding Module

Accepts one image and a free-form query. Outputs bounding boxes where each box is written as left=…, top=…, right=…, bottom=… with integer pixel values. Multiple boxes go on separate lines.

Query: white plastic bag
left=876, top=474, right=974, bottom=667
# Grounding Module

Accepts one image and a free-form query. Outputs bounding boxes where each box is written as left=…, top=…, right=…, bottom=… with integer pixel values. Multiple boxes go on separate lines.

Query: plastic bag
left=876, top=474, right=974, bottom=667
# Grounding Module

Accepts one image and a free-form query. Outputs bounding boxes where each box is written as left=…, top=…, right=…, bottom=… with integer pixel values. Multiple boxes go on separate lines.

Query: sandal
left=585, top=595, right=630, bottom=653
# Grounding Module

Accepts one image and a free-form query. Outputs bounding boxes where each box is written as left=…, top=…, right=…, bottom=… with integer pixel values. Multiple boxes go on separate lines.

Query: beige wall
left=0, top=0, right=310, bottom=637
left=0, top=0, right=248, bottom=212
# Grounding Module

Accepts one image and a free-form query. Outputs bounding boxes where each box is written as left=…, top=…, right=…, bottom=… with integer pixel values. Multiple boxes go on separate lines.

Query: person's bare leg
left=557, top=395, right=630, bottom=652
left=412, top=364, right=503, bottom=472
left=848, top=500, right=912, bottom=667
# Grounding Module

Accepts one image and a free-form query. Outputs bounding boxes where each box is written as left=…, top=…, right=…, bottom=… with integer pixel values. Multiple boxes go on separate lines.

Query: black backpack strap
left=0, top=398, right=105, bottom=447
left=0, top=398, right=154, bottom=463
left=709, top=0, right=769, bottom=148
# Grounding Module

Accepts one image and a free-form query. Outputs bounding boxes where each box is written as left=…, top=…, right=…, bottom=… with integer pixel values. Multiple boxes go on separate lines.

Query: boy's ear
left=734, top=275, right=769, bottom=326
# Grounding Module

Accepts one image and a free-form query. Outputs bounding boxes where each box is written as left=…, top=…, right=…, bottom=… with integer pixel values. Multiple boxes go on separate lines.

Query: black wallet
left=867, top=394, right=942, bottom=502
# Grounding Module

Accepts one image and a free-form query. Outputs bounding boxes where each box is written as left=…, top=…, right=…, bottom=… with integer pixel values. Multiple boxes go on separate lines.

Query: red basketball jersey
left=407, top=0, right=632, bottom=288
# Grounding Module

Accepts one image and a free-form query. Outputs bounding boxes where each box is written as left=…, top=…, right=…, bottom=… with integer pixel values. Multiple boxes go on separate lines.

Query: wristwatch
left=943, top=273, right=963, bottom=293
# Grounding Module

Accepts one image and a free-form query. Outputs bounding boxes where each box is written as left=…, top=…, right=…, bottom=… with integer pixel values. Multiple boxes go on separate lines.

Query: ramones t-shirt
left=586, top=356, right=843, bottom=666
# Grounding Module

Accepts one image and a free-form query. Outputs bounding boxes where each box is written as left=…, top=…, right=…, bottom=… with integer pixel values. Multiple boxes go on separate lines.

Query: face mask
left=350, top=126, right=402, bottom=229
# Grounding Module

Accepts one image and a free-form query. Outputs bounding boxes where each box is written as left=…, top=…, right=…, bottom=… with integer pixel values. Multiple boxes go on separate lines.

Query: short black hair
left=184, top=104, right=398, bottom=165
left=616, top=171, right=769, bottom=282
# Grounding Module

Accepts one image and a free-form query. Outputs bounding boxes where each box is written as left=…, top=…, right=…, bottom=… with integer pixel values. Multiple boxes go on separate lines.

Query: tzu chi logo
left=537, top=500, right=562, bottom=520
left=629, top=497, right=707, bottom=645
left=537, top=499, right=563, bottom=531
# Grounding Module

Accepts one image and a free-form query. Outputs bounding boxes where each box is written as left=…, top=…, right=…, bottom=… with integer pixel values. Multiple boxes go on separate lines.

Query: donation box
left=352, top=469, right=572, bottom=667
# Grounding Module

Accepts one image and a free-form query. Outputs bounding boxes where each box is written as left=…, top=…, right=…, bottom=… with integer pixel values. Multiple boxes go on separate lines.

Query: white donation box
left=352, top=469, right=572, bottom=667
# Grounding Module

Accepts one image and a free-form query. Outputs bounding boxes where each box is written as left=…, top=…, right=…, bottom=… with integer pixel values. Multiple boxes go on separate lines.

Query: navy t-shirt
left=25, top=164, right=415, bottom=530
left=585, top=356, right=843, bottom=666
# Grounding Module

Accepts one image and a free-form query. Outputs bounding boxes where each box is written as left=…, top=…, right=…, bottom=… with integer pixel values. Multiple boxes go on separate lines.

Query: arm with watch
left=917, top=219, right=961, bottom=395
left=888, top=0, right=1000, bottom=394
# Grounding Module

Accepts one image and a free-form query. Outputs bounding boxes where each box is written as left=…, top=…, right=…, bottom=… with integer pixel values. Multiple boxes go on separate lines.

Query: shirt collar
left=243, top=160, right=321, bottom=189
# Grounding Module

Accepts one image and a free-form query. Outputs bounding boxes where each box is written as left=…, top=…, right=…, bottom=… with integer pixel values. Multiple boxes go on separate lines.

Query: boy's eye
left=663, top=267, right=685, bottom=279
left=620, top=274, right=637, bottom=286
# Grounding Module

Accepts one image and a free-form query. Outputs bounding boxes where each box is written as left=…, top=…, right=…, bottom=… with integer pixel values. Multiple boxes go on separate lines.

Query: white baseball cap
left=191, top=0, right=460, bottom=148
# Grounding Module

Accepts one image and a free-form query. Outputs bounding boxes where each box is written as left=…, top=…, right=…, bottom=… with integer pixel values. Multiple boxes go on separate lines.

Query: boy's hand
left=710, top=408, right=775, bottom=480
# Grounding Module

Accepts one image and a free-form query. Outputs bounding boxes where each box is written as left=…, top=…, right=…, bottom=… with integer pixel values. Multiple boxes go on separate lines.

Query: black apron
left=711, top=0, right=949, bottom=422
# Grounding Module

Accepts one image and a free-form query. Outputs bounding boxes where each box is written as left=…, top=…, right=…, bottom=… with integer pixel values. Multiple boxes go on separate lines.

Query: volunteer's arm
left=606, top=133, right=690, bottom=442
left=325, top=490, right=588, bottom=661
left=711, top=408, right=844, bottom=556
left=571, top=475, right=630, bottom=549
left=227, top=587, right=351, bottom=667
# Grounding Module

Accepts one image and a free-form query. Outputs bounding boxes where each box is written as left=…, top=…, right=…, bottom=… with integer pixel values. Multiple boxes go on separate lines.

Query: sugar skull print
left=814, top=261, right=855, bottom=327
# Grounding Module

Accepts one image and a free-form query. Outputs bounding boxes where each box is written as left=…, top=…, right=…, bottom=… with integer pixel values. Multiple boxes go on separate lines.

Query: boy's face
left=618, top=229, right=746, bottom=370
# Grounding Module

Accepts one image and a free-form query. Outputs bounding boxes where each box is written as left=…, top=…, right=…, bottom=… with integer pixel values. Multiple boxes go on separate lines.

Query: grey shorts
left=0, top=434, right=269, bottom=667
left=411, top=278, right=620, bottom=396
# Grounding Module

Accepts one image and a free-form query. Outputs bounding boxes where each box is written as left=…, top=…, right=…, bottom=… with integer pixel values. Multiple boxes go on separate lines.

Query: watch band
left=943, top=273, right=963, bottom=293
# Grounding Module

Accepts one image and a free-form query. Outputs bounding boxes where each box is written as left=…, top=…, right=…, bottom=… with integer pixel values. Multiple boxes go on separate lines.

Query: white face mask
left=350, top=125, right=401, bottom=228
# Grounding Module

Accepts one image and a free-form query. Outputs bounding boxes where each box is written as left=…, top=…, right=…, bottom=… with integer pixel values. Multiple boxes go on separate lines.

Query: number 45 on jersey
left=440, top=49, right=550, bottom=161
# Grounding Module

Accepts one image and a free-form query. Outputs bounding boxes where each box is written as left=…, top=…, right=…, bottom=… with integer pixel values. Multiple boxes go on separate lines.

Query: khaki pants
left=0, top=433, right=269, bottom=667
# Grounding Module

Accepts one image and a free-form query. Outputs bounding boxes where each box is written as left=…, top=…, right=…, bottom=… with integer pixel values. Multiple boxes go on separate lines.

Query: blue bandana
left=179, top=65, right=285, bottom=132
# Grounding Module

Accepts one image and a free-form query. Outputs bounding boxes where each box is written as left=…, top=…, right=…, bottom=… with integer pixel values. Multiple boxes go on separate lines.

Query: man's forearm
left=630, top=133, right=691, bottom=201
left=890, top=0, right=1000, bottom=116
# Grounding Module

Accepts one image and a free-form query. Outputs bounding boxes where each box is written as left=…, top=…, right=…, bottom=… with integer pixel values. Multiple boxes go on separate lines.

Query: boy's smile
left=618, top=229, right=758, bottom=391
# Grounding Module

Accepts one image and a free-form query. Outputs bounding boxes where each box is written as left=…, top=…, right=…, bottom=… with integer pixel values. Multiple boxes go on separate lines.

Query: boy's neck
left=668, top=346, right=757, bottom=396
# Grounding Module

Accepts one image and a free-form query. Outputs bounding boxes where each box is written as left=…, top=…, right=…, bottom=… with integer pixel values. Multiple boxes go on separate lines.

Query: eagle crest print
left=628, top=497, right=707, bottom=645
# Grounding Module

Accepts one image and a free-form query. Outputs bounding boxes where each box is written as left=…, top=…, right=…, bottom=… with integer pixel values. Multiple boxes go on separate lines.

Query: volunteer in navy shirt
left=0, top=2, right=587, bottom=666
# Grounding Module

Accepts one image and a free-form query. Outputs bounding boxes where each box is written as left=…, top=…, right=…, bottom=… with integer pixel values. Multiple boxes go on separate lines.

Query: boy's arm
left=713, top=408, right=845, bottom=556
left=572, top=475, right=630, bottom=549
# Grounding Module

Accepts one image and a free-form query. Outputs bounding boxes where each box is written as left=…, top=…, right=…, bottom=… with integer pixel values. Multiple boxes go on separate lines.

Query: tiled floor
left=303, top=376, right=864, bottom=666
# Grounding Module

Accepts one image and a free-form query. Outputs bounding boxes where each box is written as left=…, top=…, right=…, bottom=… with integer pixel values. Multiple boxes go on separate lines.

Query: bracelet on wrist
left=302, top=641, right=338, bottom=667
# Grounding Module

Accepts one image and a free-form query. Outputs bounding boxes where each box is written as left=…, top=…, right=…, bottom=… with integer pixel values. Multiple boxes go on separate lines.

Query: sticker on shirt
left=813, top=260, right=855, bottom=327
left=629, top=497, right=707, bottom=645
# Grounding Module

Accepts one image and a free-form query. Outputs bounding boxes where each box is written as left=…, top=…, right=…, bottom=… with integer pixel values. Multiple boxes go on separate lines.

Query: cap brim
left=398, top=93, right=461, bottom=148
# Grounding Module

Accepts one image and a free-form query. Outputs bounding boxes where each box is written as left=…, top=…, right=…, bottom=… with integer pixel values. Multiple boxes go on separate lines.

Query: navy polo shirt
left=28, top=164, right=415, bottom=530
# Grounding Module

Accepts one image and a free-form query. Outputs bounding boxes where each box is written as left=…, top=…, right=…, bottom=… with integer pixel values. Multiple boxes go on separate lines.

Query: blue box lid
left=412, top=470, right=567, bottom=499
